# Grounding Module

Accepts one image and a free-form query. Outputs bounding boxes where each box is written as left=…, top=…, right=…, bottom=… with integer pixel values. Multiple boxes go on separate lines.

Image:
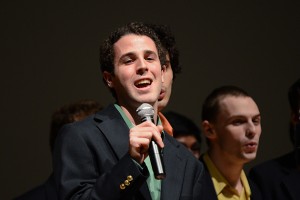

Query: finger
left=130, top=123, right=164, bottom=148
left=129, top=137, right=150, bottom=163
left=129, top=137, right=150, bottom=151
left=151, top=125, right=164, bottom=148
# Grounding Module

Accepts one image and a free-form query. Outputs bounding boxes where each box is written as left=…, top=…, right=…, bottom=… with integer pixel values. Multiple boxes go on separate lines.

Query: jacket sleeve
left=53, top=123, right=149, bottom=200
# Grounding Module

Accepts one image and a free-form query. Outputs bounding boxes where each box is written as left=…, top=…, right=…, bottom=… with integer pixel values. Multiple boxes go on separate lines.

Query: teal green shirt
left=114, top=104, right=161, bottom=200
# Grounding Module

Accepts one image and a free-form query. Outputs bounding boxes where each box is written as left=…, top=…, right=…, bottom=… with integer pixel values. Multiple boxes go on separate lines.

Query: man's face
left=175, top=135, right=201, bottom=159
left=211, top=96, right=261, bottom=164
left=104, top=34, right=163, bottom=108
left=158, top=53, right=173, bottom=111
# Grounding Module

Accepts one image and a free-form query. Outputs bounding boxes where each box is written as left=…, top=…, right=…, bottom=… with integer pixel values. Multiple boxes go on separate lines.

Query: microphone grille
left=136, top=103, right=154, bottom=119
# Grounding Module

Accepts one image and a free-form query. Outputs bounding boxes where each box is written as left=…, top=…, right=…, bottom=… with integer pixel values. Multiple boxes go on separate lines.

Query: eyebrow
left=119, top=50, right=158, bottom=59
left=251, top=114, right=261, bottom=119
left=119, top=52, right=135, bottom=60
left=229, top=113, right=261, bottom=120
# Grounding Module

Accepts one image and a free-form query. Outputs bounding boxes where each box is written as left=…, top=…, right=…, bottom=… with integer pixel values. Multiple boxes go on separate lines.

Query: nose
left=246, top=122, right=256, bottom=138
left=136, top=59, right=148, bottom=75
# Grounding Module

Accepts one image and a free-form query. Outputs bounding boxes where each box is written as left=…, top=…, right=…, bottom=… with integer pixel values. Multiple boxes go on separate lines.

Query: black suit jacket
left=199, top=156, right=262, bottom=200
left=14, top=174, right=58, bottom=200
left=53, top=104, right=204, bottom=200
left=249, top=151, right=300, bottom=200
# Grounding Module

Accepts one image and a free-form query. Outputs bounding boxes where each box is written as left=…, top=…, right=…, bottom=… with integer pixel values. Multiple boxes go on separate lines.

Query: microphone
left=136, top=103, right=166, bottom=179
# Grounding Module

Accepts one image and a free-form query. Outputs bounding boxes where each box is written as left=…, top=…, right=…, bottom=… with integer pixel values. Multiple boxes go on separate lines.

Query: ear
left=202, top=120, right=216, bottom=140
left=103, top=71, right=114, bottom=88
left=161, top=65, right=166, bottom=83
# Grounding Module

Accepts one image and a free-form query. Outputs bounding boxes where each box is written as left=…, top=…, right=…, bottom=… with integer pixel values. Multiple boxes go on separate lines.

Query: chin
left=138, top=98, right=156, bottom=105
left=243, top=153, right=257, bottom=162
left=158, top=101, right=167, bottom=111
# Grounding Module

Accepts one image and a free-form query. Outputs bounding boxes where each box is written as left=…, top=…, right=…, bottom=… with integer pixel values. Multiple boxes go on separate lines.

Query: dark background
left=1, top=1, right=299, bottom=199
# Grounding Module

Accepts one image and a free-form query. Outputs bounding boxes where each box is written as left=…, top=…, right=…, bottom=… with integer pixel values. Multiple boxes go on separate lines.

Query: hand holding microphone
left=129, top=103, right=166, bottom=179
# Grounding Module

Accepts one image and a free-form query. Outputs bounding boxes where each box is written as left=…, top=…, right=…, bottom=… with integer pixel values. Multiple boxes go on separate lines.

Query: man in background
left=199, top=85, right=262, bottom=200
left=249, top=78, right=300, bottom=200
left=164, top=111, right=202, bottom=159
left=146, top=23, right=181, bottom=136
left=149, top=25, right=203, bottom=161
left=14, top=99, right=103, bottom=200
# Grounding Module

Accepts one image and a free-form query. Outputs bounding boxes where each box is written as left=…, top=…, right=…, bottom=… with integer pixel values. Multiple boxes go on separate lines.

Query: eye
left=253, top=117, right=261, bottom=125
left=145, top=52, right=157, bottom=61
left=146, top=55, right=155, bottom=61
left=122, top=57, right=134, bottom=64
left=232, top=119, right=244, bottom=126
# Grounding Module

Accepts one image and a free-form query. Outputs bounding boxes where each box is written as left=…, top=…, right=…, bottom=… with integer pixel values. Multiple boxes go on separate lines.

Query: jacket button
left=124, top=180, right=130, bottom=186
left=127, top=175, right=133, bottom=181
left=120, top=183, right=125, bottom=190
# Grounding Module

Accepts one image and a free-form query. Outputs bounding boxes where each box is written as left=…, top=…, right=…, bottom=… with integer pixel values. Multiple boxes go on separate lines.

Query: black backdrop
left=1, top=1, right=299, bottom=199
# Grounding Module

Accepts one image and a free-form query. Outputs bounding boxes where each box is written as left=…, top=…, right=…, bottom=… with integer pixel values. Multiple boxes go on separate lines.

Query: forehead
left=113, top=34, right=158, bottom=56
left=218, top=96, right=259, bottom=117
left=175, top=135, right=198, bottom=143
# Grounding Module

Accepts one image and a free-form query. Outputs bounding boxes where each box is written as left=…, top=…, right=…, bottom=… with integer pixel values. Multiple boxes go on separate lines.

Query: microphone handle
left=149, top=140, right=166, bottom=179
left=142, top=117, right=166, bottom=179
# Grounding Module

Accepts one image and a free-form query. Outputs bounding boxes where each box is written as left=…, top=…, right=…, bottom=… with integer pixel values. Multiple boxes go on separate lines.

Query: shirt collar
left=203, top=153, right=252, bottom=198
left=203, top=153, right=227, bottom=195
left=158, top=112, right=173, bottom=136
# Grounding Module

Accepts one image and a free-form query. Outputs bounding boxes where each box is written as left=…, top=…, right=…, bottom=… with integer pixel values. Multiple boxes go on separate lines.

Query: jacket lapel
left=199, top=156, right=218, bottom=200
left=160, top=135, right=186, bottom=199
left=94, top=104, right=130, bottom=159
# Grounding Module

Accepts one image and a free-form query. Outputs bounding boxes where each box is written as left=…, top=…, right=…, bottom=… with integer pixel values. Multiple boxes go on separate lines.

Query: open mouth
left=244, top=142, right=257, bottom=152
left=246, top=142, right=257, bottom=146
left=135, top=79, right=152, bottom=88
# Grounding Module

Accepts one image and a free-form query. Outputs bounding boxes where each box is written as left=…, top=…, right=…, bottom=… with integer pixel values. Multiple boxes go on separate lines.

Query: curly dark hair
left=145, top=23, right=181, bottom=79
left=99, top=22, right=166, bottom=99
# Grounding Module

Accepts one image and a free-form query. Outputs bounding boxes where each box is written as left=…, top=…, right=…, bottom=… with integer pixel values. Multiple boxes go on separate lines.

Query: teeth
left=136, top=79, right=150, bottom=85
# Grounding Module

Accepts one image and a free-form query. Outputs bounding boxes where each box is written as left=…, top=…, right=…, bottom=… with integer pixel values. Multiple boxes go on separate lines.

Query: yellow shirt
left=203, top=153, right=251, bottom=200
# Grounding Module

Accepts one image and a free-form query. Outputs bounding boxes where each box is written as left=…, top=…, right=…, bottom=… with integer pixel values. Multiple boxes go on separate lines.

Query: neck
left=208, top=150, right=244, bottom=189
